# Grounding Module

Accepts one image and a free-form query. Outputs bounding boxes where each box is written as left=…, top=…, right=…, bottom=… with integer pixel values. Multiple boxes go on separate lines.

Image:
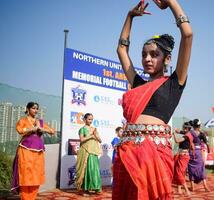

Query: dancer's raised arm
left=166, top=0, right=193, bottom=85
left=117, top=1, right=150, bottom=86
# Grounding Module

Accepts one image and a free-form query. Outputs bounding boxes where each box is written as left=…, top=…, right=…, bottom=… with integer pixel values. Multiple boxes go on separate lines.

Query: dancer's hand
left=36, top=120, right=44, bottom=133
left=93, top=128, right=102, bottom=143
left=32, top=126, right=39, bottom=132
left=129, top=0, right=151, bottom=17
left=152, top=0, right=168, bottom=10
left=173, top=128, right=180, bottom=134
left=91, top=128, right=96, bottom=136
left=37, top=126, right=47, bottom=134
left=90, top=129, right=97, bottom=139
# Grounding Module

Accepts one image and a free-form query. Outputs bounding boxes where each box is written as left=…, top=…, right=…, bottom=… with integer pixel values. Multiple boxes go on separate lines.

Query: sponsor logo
left=118, top=98, right=122, bottom=106
left=93, top=119, right=114, bottom=128
left=100, top=169, right=112, bottom=178
left=121, top=118, right=127, bottom=125
left=71, top=85, right=86, bottom=106
left=102, top=143, right=114, bottom=151
left=70, top=111, right=84, bottom=124
left=93, top=95, right=114, bottom=105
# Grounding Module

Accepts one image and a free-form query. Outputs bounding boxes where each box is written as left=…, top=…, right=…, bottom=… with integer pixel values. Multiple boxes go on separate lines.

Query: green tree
left=0, top=151, right=13, bottom=190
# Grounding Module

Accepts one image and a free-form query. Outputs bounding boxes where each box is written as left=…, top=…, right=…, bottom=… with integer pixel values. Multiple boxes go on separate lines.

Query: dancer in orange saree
left=113, top=0, right=192, bottom=199
left=11, top=102, right=55, bottom=200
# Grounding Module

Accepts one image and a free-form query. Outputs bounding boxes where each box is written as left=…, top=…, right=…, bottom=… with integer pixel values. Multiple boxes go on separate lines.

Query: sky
left=0, top=0, right=214, bottom=123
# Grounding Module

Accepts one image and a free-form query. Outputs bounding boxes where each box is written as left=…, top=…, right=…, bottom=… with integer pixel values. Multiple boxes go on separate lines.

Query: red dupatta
left=122, top=76, right=169, bottom=123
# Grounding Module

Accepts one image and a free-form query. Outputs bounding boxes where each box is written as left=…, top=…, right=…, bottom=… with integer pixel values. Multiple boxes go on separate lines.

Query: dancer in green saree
left=76, top=113, right=102, bottom=196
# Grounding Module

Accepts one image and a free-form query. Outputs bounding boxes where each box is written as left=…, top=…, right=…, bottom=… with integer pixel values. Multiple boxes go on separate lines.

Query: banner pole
left=57, top=29, right=69, bottom=188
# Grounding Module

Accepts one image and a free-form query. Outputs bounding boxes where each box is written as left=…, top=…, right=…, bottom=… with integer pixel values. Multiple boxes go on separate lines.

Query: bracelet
left=176, top=15, right=190, bottom=27
left=119, top=38, right=130, bottom=47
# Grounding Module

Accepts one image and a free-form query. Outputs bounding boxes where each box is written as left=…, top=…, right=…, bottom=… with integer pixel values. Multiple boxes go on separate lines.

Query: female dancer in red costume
left=112, top=0, right=193, bottom=199
left=173, top=122, right=193, bottom=196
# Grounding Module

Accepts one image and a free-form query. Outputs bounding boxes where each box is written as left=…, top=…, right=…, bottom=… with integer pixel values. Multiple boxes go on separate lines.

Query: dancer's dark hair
left=25, top=102, right=39, bottom=114
left=83, top=113, right=93, bottom=120
left=144, top=34, right=175, bottom=56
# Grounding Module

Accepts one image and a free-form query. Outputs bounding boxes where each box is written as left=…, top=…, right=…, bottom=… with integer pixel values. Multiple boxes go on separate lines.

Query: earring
left=164, top=63, right=168, bottom=73
left=164, top=67, right=168, bottom=73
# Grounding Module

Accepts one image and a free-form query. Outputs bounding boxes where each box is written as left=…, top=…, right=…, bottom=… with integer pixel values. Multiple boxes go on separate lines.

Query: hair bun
left=160, top=34, right=175, bottom=50
left=188, top=120, right=193, bottom=126
left=192, top=119, right=201, bottom=127
left=183, top=121, right=192, bottom=128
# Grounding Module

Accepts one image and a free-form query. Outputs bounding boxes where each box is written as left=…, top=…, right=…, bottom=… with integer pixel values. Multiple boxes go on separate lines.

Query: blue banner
left=64, top=48, right=147, bottom=91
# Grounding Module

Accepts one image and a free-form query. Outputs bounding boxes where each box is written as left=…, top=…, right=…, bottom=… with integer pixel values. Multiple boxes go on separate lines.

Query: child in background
left=111, top=127, right=123, bottom=171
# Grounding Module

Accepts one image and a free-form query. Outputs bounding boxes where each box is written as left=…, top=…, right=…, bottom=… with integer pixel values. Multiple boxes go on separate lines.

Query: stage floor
left=37, top=174, right=214, bottom=200
left=3, top=174, right=214, bottom=200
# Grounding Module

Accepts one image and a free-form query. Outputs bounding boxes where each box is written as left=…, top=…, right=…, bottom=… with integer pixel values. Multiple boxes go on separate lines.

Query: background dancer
left=111, top=126, right=123, bottom=173
left=188, top=119, right=211, bottom=192
left=200, top=131, right=209, bottom=165
left=12, top=102, right=55, bottom=200
left=173, top=122, right=193, bottom=196
left=113, top=0, right=193, bottom=199
left=75, top=113, right=102, bottom=196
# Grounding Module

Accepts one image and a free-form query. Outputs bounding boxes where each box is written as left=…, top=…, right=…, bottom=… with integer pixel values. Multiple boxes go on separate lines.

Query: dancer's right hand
left=129, top=1, right=151, bottom=17
left=152, top=0, right=168, bottom=10
left=174, top=128, right=180, bottom=134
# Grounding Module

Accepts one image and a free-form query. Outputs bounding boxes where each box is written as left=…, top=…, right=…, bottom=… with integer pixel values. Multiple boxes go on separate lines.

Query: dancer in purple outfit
left=188, top=119, right=211, bottom=192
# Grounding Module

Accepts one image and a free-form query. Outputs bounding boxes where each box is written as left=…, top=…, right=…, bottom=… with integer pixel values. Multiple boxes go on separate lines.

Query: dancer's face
left=85, top=115, right=93, bottom=126
left=183, top=127, right=188, bottom=133
left=28, top=104, right=39, bottom=118
left=142, top=43, right=166, bottom=78
left=117, top=128, right=123, bottom=138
